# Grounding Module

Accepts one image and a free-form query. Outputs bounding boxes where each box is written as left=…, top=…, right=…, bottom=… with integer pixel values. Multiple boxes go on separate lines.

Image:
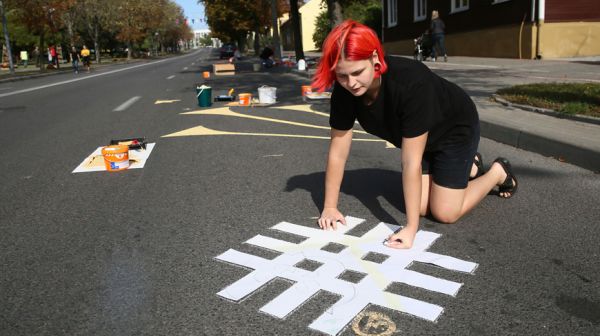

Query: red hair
left=312, top=20, right=387, bottom=91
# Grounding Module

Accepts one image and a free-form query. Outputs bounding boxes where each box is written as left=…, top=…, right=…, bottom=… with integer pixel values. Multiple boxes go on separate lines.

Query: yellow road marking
left=155, top=99, right=181, bottom=104
left=162, top=124, right=384, bottom=143
left=271, top=104, right=330, bottom=117
left=183, top=106, right=368, bottom=134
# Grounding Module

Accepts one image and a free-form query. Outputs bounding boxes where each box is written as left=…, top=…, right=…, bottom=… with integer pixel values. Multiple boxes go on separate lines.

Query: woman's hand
left=385, top=226, right=418, bottom=249
left=318, top=207, right=346, bottom=230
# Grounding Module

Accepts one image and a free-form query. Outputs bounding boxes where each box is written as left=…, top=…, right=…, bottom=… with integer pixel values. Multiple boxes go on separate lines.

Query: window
left=451, top=0, right=469, bottom=13
left=414, top=0, right=427, bottom=22
left=387, top=0, right=398, bottom=27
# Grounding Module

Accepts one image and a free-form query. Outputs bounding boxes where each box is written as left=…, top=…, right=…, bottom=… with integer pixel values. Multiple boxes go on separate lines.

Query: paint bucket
left=196, top=84, right=212, bottom=107
left=258, top=86, right=276, bottom=104
left=252, top=63, right=261, bottom=71
left=238, top=93, right=252, bottom=106
left=301, top=85, right=313, bottom=96
left=102, top=145, right=129, bottom=172
left=202, top=71, right=210, bottom=79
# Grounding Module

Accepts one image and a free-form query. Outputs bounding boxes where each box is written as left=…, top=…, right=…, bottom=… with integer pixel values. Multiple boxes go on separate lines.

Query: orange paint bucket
left=301, top=85, right=313, bottom=96
left=101, top=145, right=130, bottom=172
left=239, top=93, right=252, bottom=106
left=202, top=71, right=210, bottom=79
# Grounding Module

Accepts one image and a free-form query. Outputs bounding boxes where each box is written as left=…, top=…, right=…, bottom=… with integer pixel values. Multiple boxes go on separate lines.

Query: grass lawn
left=496, top=83, right=600, bottom=118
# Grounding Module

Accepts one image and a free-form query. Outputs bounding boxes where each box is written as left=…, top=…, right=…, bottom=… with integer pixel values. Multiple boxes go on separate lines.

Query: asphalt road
left=1, top=48, right=599, bottom=336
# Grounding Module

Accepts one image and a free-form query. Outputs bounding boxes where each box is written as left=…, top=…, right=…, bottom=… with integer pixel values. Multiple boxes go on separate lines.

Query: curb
left=480, top=119, right=599, bottom=173
left=491, top=94, right=600, bottom=126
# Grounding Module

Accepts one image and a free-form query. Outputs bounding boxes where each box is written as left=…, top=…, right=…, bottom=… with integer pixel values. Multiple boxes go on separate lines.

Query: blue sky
left=174, top=0, right=209, bottom=31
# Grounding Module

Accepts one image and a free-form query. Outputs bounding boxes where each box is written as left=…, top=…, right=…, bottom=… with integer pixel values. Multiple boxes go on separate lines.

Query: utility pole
left=270, top=0, right=282, bottom=60
left=0, top=0, right=15, bottom=74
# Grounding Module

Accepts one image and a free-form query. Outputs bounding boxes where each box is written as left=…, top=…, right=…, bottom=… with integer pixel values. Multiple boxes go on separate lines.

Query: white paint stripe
left=113, top=96, right=141, bottom=111
left=0, top=58, right=173, bottom=98
left=183, top=67, right=188, bottom=70
left=167, top=75, right=175, bottom=79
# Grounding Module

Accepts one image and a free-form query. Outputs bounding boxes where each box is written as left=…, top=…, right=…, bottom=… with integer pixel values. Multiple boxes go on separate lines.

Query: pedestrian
left=47, top=47, right=52, bottom=66
left=49, top=45, right=59, bottom=68
left=259, top=45, right=274, bottom=68
left=20, top=50, right=28, bottom=67
left=430, top=10, right=447, bottom=62
left=70, top=47, right=80, bottom=74
left=81, top=45, right=91, bottom=72
left=313, top=20, right=517, bottom=249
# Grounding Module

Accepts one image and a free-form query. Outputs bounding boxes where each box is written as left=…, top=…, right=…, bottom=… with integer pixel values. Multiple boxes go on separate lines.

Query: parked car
left=219, top=43, right=236, bottom=59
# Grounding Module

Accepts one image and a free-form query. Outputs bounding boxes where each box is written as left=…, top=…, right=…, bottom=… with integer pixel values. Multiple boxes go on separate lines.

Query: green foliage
left=312, top=11, right=331, bottom=51
left=312, top=0, right=382, bottom=51
left=497, top=83, right=600, bottom=118
left=343, top=0, right=381, bottom=36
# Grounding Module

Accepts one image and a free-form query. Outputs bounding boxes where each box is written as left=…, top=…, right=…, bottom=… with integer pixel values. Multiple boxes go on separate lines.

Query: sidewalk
left=283, top=54, right=600, bottom=172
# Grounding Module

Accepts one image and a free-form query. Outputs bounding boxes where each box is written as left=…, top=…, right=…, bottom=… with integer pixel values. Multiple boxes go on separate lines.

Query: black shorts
left=421, top=123, right=480, bottom=189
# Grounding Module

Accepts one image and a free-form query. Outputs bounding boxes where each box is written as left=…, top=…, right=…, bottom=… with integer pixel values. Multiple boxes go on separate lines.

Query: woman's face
left=335, top=56, right=376, bottom=96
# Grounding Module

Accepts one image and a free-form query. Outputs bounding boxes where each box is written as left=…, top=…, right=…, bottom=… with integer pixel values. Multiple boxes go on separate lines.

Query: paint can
left=258, top=86, right=276, bottom=104
left=238, top=93, right=252, bottom=106
left=252, top=63, right=261, bottom=72
left=202, top=71, right=210, bottom=79
left=196, top=84, right=212, bottom=107
left=301, top=85, right=312, bottom=96
left=101, top=145, right=129, bottom=172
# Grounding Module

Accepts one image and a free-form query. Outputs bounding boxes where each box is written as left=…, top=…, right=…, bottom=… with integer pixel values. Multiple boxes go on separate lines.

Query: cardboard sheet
left=72, top=143, right=155, bottom=173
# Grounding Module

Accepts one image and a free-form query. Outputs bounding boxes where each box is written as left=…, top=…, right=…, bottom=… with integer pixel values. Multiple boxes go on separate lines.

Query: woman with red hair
left=314, top=20, right=518, bottom=249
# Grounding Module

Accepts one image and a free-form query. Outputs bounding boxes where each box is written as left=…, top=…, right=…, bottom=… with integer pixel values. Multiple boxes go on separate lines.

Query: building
left=382, top=0, right=600, bottom=59
left=280, top=0, right=327, bottom=52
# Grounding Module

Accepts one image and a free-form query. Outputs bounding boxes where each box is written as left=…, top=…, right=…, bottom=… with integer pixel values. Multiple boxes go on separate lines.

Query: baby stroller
left=413, top=30, right=433, bottom=62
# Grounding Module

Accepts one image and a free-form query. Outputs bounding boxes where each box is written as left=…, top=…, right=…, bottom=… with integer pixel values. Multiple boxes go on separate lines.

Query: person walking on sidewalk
left=81, top=45, right=91, bottom=72
left=312, top=20, right=518, bottom=249
left=70, top=47, right=80, bottom=74
left=430, top=10, right=447, bottom=62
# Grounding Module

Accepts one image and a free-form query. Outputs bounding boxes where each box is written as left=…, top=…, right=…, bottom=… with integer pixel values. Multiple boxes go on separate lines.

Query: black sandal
left=470, top=152, right=485, bottom=180
left=493, top=157, right=518, bottom=198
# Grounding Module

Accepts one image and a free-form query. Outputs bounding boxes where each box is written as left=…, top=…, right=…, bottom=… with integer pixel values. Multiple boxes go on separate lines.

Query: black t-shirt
left=329, top=56, right=478, bottom=151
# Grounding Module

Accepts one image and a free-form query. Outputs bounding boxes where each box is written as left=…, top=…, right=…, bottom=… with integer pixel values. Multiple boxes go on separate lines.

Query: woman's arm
left=318, top=128, right=353, bottom=230
left=386, top=132, right=427, bottom=249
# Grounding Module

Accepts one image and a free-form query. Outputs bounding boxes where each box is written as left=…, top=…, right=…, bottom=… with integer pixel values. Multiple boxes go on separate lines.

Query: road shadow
left=285, top=168, right=406, bottom=225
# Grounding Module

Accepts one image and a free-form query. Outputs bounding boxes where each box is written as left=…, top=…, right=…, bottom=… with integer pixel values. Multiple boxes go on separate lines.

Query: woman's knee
left=430, top=206, right=460, bottom=224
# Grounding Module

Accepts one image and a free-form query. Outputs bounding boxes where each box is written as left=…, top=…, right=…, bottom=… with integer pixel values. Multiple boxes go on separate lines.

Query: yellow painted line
left=155, top=99, right=181, bottom=104
left=162, top=124, right=384, bottom=143
left=182, top=107, right=368, bottom=135
left=271, top=104, right=330, bottom=117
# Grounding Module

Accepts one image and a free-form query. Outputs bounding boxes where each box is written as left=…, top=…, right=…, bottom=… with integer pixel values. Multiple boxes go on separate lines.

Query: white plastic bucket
left=258, top=86, right=277, bottom=104
left=297, top=59, right=306, bottom=71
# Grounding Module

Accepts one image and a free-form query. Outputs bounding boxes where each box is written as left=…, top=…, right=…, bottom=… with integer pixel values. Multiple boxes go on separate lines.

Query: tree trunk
left=253, top=29, right=260, bottom=56
left=93, top=24, right=100, bottom=64
left=327, top=0, right=343, bottom=27
left=127, top=41, right=132, bottom=60
left=270, top=0, right=281, bottom=60
left=289, top=0, right=304, bottom=60
left=0, top=0, right=15, bottom=74
left=38, top=33, right=45, bottom=71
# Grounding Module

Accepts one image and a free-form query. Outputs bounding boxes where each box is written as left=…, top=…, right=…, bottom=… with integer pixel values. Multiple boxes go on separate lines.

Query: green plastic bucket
left=196, top=85, right=212, bottom=107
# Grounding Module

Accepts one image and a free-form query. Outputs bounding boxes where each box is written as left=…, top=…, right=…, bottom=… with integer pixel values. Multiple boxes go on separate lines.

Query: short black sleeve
left=400, top=79, right=440, bottom=138
left=329, top=82, right=357, bottom=130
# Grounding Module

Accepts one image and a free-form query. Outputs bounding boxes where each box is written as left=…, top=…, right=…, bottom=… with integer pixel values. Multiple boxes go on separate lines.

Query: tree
left=289, top=0, right=303, bottom=60
left=0, top=0, right=14, bottom=73
left=12, top=0, right=75, bottom=70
